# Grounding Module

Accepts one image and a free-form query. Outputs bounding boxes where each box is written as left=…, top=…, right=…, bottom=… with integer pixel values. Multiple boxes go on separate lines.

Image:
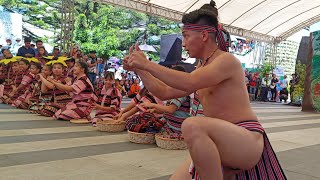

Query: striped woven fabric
left=191, top=92, right=203, bottom=116
left=190, top=120, right=287, bottom=180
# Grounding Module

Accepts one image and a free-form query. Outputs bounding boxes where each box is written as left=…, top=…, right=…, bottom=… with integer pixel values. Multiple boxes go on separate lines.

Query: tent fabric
left=97, top=0, right=320, bottom=42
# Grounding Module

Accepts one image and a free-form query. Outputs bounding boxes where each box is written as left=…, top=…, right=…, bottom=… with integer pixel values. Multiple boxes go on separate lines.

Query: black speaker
left=159, top=34, right=182, bottom=66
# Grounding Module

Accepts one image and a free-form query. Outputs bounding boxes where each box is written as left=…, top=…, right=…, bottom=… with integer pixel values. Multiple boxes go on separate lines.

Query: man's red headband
left=182, top=23, right=228, bottom=52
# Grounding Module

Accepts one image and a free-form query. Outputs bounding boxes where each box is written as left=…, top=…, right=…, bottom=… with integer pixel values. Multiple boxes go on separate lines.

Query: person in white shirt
left=260, top=73, right=271, bottom=101
left=281, top=75, right=288, bottom=89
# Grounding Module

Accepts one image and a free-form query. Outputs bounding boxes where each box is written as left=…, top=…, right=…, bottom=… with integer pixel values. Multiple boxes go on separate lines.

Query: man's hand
left=25, top=53, right=33, bottom=58
left=123, top=55, right=134, bottom=71
left=126, top=43, right=150, bottom=70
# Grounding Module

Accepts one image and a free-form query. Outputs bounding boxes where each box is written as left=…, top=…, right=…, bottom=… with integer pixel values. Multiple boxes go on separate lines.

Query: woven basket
left=127, top=130, right=156, bottom=144
left=97, top=119, right=126, bottom=132
left=155, top=134, right=188, bottom=150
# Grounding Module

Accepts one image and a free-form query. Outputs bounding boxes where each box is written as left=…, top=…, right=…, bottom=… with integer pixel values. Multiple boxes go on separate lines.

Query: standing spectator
left=70, top=46, right=78, bottom=59
left=51, top=46, right=61, bottom=57
left=249, top=72, right=258, bottom=99
left=270, top=74, right=279, bottom=102
left=75, top=50, right=83, bottom=62
left=82, top=55, right=88, bottom=63
left=17, top=37, right=35, bottom=57
left=97, top=58, right=104, bottom=77
left=3, top=38, right=13, bottom=53
left=281, top=75, right=288, bottom=90
left=34, top=40, right=48, bottom=56
left=260, top=73, right=271, bottom=102
left=87, top=50, right=98, bottom=85
left=12, top=38, right=22, bottom=55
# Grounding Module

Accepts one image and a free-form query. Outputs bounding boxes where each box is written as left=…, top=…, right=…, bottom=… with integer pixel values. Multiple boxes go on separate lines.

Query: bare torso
left=196, top=53, right=258, bottom=124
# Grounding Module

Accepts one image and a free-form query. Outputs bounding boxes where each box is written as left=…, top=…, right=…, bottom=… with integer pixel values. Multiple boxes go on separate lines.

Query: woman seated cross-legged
left=114, top=87, right=164, bottom=133
left=29, top=64, right=53, bottom=113
left=38, top=60, right=72, bottom=117
left=13, top=62, right=42, bottom=109
left=47, top=62, right=96, bottom=122
left=91, top=72, right=122, bottom=127
left=139, top=66, right=191, bottom=138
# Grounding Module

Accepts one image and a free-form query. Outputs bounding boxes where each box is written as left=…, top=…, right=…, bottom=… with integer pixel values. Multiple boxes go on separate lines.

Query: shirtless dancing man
left=124, top=1, right=286, bottom=179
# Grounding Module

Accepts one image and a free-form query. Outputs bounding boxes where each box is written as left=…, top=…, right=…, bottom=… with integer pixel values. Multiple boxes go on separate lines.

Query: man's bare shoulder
left=214, top=52, right=241, bottom=68
left=215, top=52, right=239, bottom=61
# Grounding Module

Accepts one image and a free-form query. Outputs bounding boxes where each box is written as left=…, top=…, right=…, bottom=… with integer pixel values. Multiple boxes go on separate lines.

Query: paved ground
left=0, top=100, right=320, bottom=180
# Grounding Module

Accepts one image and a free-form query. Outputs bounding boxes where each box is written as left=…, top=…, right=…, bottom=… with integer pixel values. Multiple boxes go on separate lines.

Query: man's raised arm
left=129, top=48, right=237, bottom=92
left=136, top=69, right=191, bottom=100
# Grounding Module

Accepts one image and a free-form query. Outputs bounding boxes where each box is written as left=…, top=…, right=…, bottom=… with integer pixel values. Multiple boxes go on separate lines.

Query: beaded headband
left=182, top=23, right=229, bottom=52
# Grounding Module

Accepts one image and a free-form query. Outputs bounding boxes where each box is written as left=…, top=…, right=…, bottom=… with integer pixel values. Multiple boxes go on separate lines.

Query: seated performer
left=124, top=1, right=286, bottom=179
left=29, top=64, right=53, bottom=113
left=38, top=60, right=72, bottom=117
left=65, top=58, right=75, bottom=79
left=8, top=59, right=32, bottom=104
left=12, top=62, right=42, bottom=109
left=0, top=60, right=20, bottom=103
left=92, top=72, right=122, bottom=126
left=140, top=66, right=191, bottom=135
left=52, top=62, right=96, bottom=121
left=115, top=87, right=164, bottom=133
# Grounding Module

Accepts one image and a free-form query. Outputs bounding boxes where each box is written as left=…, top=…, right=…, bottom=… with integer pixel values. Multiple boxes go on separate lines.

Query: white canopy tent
left=94, top=0, right=320, bottom=43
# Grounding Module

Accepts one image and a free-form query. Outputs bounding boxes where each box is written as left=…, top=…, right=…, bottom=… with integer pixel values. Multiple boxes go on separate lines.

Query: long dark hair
left=76, top=61, right=89, bottom=76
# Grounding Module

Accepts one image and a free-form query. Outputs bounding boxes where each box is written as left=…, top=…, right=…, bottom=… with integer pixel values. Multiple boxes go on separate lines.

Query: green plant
left=292, top=63, right=306, bottom=102
left=258, top=62, right=273, bottom=77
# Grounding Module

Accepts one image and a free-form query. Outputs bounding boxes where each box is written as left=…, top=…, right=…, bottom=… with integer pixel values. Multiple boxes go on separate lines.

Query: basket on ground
left=97, top=119, right=126, bottom=132
left=155, top=134, right=187, bottom=150
left=128, top=130, right=156, bottom=144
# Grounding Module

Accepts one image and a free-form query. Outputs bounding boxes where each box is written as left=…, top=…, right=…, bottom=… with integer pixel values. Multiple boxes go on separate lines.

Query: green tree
left=2, top=0, right=182, bottom=58
left=74, top=14, right=89, bottom=44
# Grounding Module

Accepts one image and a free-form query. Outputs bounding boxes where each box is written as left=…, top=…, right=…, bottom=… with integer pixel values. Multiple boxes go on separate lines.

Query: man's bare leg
left=170, top=156, right=192, bottom=180
left=181, top=117, right=264, bottom=180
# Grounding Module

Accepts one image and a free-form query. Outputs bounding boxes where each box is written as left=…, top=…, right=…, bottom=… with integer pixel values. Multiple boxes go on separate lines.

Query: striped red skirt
left=189, top=120, right=287, bottom=180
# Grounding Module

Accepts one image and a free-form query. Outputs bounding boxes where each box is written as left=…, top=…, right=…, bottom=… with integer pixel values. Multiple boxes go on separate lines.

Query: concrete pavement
left=0, top=101, right=319, bottom=180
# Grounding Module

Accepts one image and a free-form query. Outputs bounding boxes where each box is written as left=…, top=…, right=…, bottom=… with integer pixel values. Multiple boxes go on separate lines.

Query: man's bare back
left=196, top=52, right=257, bottom=124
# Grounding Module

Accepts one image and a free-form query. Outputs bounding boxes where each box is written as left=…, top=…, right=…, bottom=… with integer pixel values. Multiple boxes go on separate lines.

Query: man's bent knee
left=182, top=118, right=204, bottom=143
